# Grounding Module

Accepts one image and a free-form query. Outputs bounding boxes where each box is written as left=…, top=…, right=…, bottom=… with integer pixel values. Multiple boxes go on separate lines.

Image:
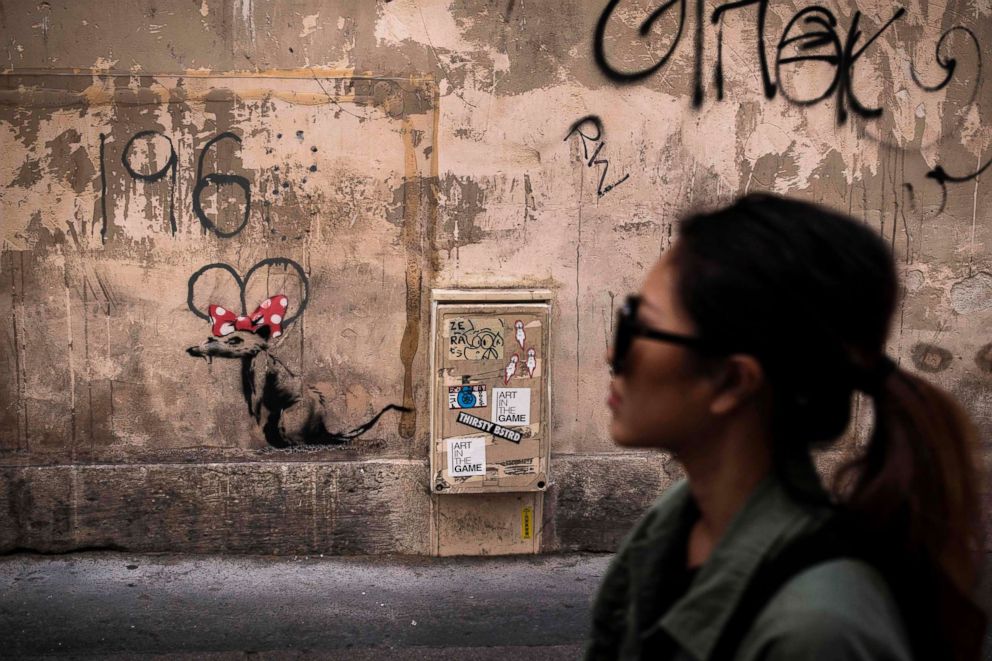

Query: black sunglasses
left=611, top=295, right=710, bottom=375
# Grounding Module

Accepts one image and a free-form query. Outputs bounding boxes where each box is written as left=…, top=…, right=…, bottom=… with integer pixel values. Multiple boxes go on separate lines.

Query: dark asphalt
left=0, top=552, right=612, bottom=660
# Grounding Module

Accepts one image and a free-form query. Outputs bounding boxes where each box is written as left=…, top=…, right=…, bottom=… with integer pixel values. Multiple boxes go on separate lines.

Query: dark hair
left=672, top=193, right=983, bottom=655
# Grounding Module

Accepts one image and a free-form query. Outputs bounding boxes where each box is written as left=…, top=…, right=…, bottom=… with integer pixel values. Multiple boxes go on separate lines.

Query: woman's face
left=607, top=249, right=717, bottom=452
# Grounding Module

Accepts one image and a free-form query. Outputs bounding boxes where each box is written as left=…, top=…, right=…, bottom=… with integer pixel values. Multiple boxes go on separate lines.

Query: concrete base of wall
left=0, top=453, right=681, bottom=555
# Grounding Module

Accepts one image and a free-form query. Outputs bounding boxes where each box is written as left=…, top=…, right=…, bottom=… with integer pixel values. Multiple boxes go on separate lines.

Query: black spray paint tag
left=455, top=411, right=522, bottom=444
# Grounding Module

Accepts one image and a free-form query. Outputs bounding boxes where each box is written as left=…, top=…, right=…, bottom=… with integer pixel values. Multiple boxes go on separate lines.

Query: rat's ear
left=255, top=325, right=272, bottom=341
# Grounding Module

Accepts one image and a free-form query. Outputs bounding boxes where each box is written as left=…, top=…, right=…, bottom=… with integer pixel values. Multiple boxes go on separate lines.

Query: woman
left=586, top=194, right=986, bottom=660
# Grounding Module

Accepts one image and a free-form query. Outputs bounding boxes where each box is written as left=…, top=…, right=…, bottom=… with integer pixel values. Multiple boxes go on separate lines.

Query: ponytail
left=839, top=366, right=985, bottom=658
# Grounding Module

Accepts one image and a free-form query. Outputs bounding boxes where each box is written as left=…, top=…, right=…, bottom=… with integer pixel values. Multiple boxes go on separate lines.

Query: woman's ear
left=709, top=354, right=765, bottom=416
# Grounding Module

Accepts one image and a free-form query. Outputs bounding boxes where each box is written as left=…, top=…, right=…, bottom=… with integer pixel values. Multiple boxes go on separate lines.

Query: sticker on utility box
left=447, top=436, right=487, bottom=477
left=521, top=505, right=534, bottom=540
left=447, top=318, right=505, bottom=361
left=455, top=411, right=523, bottom=443
left=448, top=384, right=488, bottom=410
left=492, top=388, right=531, bottom=426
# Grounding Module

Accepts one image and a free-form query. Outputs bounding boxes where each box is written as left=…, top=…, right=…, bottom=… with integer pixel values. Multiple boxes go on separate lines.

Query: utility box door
left=430, top=294, right=551, bottom=494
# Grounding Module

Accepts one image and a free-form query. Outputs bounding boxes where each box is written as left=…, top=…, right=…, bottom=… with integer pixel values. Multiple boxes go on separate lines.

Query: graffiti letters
left=192, top=132, right=252, bottom=238
left=593, top=1, right=979, bottom=127
left=928, top=157, right=991, bottom=187
left=593, top=0, right=987, bottom=207
left=564, top=115, right=630, bottom=197
left=121, top=130, right=179, bottom=235
left=98, top=130, right=253, bottom=239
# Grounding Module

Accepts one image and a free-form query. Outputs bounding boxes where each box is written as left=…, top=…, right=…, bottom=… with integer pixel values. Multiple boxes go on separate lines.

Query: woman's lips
left=607, top=388, right=621, bottom=411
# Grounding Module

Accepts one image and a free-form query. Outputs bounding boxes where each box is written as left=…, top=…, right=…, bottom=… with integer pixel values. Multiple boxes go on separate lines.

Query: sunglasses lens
left=612, top=304, right=633, bottom=374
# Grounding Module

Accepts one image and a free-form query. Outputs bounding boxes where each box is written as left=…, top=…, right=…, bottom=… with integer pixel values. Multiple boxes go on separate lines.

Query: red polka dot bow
left=208, top=295, right=288, bottom=339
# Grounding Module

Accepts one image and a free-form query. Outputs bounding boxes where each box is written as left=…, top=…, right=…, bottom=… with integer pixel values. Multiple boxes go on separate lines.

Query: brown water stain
left=11, top=158, right=42, bottom=188
left=974, top=343, right=992, bottom=374
left=44, top=128, right=95, bottom=194
left=910, top=342, right=953, bottom=373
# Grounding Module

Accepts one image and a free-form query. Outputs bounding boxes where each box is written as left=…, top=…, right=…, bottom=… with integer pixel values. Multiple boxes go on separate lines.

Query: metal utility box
left=430, top=289, right=552, bottom=495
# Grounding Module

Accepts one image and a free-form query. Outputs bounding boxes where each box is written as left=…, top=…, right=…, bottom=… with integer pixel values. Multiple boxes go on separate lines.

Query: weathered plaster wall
left=1, top=0, right=989, bottom=553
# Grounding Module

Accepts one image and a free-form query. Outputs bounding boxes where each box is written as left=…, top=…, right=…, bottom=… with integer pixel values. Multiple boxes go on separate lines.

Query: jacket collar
left=635, top=476, right=828, bottom=661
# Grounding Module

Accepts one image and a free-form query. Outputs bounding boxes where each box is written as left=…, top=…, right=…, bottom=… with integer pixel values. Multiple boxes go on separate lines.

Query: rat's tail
left=312, top=404, right=412, bottom=445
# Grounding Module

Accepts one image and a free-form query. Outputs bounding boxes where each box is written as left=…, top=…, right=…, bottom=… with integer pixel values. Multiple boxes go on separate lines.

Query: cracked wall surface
left=1, top=0, right=990, bottom=553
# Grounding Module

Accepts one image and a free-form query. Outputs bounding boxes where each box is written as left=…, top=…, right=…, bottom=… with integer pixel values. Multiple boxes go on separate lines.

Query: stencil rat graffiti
left=186, top=296, right=408, bottom=448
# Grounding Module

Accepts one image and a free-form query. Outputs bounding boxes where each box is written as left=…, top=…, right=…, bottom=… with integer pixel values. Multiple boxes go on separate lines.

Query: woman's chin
left=610, top=418, right=671, bottom=450
left=609, top=419, right=641, bottom=448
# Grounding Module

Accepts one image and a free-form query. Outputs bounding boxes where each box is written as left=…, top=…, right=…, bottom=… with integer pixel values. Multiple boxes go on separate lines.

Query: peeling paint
left=950, top=273, right=992, bottom=314
left=300, top=14, right=320, bottom=39
left=233, top=0, right=256, bottom=49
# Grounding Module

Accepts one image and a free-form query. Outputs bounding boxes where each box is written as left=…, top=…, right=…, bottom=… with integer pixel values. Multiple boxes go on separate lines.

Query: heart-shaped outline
left=187, top=257, right=310, bottom=327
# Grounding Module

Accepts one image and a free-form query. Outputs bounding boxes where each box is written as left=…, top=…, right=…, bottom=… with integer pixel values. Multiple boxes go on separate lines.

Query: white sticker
left=447, top=436, right=487, bottom=477
left=492, top=388, right=531, bottom=426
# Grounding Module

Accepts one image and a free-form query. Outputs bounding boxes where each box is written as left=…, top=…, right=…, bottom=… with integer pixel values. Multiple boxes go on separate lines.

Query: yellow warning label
left=521, top=505, right=533, bottom=540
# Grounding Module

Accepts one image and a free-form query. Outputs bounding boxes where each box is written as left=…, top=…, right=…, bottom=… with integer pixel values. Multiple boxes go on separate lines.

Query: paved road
left=0, top=552, right=612, bottom=660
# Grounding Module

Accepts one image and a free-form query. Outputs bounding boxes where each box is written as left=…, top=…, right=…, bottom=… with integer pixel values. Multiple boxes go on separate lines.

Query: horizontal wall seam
left=1, top=459, right=431, bottom=470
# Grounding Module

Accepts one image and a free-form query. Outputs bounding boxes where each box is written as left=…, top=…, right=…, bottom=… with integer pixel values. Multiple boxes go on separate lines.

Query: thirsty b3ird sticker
left=456, top=411, right=523, bottom=443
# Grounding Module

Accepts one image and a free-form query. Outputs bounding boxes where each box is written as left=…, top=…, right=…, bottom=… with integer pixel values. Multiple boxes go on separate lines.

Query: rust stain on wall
left=398, top=116, right=425, bottom=439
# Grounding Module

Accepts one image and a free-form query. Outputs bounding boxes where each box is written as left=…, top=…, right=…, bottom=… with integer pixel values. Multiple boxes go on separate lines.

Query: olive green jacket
left=584, top=478, right=913, bottom=661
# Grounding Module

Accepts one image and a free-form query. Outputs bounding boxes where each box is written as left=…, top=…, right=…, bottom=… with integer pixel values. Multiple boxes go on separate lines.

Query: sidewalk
left=0, top=552, right=612, bottom=659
